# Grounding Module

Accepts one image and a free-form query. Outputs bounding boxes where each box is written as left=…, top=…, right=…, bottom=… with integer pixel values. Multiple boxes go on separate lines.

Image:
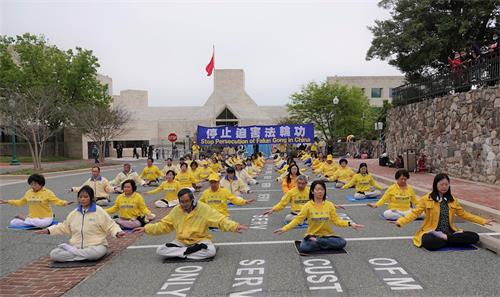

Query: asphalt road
left=1, top=161, right=499, bottom=297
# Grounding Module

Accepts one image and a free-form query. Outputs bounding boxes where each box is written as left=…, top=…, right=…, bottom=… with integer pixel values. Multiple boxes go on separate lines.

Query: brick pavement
left=346, top=158, right=500, bottom=210
left=0, top=198, right=171, bottom=297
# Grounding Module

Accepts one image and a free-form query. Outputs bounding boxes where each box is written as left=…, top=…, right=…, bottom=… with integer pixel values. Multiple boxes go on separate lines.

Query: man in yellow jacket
left=327, top=159, right=354, bottom=187
left=69, top=166, right=114, bottom=206
left=140, top=158, right=163, bottom=186
left=263, top=175, right=310, bottom=222
left=134, top=188, right=248, bottom=260
left=319, top=155, right=339, bottom=179
left=199, top=174, right=254, bottom=217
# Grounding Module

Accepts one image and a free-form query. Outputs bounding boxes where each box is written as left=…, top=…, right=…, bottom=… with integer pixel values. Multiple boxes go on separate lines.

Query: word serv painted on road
left=156, top=265, right=203, bottom=296
left=368, top=258, right=423, bottom=290
left=302, top=258, right=346, bottom=296
left=230, top=259, right=267, bottom=297
left=197, top=124, right=314, bottom=146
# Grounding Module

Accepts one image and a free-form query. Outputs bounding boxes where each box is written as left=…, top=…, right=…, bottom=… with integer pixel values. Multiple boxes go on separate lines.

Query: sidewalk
left=346, top=159, right=500, bottom=211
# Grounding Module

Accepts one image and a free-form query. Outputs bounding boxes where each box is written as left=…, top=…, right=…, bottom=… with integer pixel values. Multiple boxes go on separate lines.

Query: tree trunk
left=31, top=129, right=42, bottom=170
left=99, top=141, right=106, bottom=163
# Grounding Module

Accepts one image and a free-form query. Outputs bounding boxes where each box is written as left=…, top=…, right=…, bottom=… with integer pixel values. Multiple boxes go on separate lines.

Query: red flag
left=205, top=47, right=215, bottom=76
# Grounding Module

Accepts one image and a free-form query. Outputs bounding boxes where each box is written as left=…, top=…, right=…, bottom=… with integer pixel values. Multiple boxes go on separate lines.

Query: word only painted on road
left=157, top=265, right=203, bottom=296
left=368, top=258, right=423, bottom=290
left=249, top=214, right=269, bottom=230
left=230, top=259, right=267, bottom=297
left=261, top=183, right=271, bottom=188
left=302, top=258, right=345, bottom=296
left=256, top=193, right=270, bottom=202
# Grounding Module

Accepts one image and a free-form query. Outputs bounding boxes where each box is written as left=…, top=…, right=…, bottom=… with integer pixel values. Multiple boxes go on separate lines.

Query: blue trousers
left=299, top=236, right=346, bottom=253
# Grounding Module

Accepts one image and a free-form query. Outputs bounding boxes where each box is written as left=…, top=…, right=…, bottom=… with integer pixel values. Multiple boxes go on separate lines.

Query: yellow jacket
left=272, top=186, right=310, bottom=213
left=236, top=169, right=255, bottom=185
left=140, top=165, right=163, bottom=181
left=192, top=144, right=200, bottom=153
left=110, top=171, right=145, bottom=187
left=72, top=177, right=114, bottom=199
left=161, top=164, right=178, bottom=175
left=313, top=160, right=324, bottom=172
left=197, top=167, right=215, bottom=181
left=209, top=161, right=222, bottom=173
left=146, top=180, right=181, bottom=202
left=220, top=177, right=249, bottom=196
left=7, top=188, right=68, bottom=218
left=397, top=193, right=488, bottom=247
left=375, top=184, right=418, bottom=211
left=198, top=187, right=247, bottom=216
left=283, top=200, right=349, bottom=236
left=321, top=162, right=339, bottom=177
left=245, top=166, right=257, bottom=178
left=175, top=171, right=196, bottom=188
left=145, top=202, right=239, bottom=245
left=282, top=175, right=297, bottom=194
left=105, top=192, right=151, bottom=219
left=277, top=164, right=289, bottom=175
left=48, top=203, right=122, bottom=248
left=328, top=167, right=355, bottom=183
left=342, top=173, right=382, bottom=193
left=190, top=168, right=202, bottom=184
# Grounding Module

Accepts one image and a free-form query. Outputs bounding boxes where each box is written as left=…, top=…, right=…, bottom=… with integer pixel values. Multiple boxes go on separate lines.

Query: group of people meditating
left=0, top=151, right=494, bottom=263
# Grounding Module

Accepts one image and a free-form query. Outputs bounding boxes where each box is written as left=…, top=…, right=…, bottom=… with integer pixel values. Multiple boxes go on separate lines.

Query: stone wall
left=385, top=86, right=500, bottom=185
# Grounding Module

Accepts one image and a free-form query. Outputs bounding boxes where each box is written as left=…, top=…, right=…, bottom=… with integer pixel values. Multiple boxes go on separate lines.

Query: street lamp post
left=10, top=115, right=20, bottom=165
left=332, top=96, right=339, bottom=141
left=361, top=111, right=366, bottom=140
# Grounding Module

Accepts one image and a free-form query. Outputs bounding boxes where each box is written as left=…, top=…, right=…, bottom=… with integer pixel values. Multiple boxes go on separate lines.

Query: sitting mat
left=284, top=221, right=308, bottom=228
left=294, top=240, right=347, bottom=256
left=8, top=220, right=59, bottom=230
left=163, top=256, right=215, bottom=263
left=345, top=195, right=379, bottom=202
left=427, top=244, right=478, bottom=252
left=48, top=251, right=112, bottom=268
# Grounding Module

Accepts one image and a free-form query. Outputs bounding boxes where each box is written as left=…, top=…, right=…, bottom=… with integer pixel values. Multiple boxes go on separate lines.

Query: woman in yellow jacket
left=106, top=180, right=155, bottom=229
left=391, top=173, right=494, bottom=250
left=341, top=163, right=383, bottom=199
left=367, top=169, right=423, bottom=220
left=175, top=162, right=198, bottom=192
left=328, top=159, right=355, bottom=188
left=133, top=188, right=248, bottom=260
left=145, top=170, right=181, bottom=208
left=209, top=156, right=222, bottom=174
left=282, top=164, right=300, bottom=194
left=264, top=175, right=310, bottom=223
left=274, top=180, right=364, bottom=253
left=197, top=160, right=216, bottom=182
left=34, top=186, right=125, bottom=262
left=0, top=174, right=72, bottom=228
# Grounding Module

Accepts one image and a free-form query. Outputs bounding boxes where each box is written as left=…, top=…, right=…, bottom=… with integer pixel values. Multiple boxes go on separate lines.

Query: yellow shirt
left=198, top=187, right=247, bottom=217
left=7, top=188, right=67, bottom=218
left=48, top=204, right=122, bottom=248
left=342, top=173, right=382, bottom=193
left=329, top=167, right=355, bottom=183
left=321, top=162, right=339, bottom=177
left=245, top=166, right=257, bottom=178
left=140, top=165, right=162, bottom=181
left=310, top=143, right=318, bottom=152
left=192, top=145, right=200, bottom=153
left=105, top=192, right=151, bottom=220
left=209, top=161, right=222, bottom=173
left=272, top=186, right=310, bottom=213
left=397, top=193, right=487, bottom=247
left=282, top=175, right=297, bottom=194
left=175, top=171, right=196, bottom=188
left=375, top=184, right=418, bottom=211
left=283, top=200, right=349, bottom=236
left=146, top=180, right=181, bottom=202
left=190, top=168, right=202, bottom=183
left=145, top=202, right=239, bottom=245
left=110, top=171, right=145, bottom=187
left=197, top=167, right=215, bottom=181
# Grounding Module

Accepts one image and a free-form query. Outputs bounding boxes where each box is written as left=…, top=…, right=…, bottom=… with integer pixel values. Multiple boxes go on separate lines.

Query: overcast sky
left=1, top=0, right=401, bottom=106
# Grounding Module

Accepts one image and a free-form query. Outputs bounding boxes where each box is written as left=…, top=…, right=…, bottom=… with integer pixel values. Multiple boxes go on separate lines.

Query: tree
left=0, top=33, right=111, bottom=169
left=287, top=81, right=376, bottom=142
left=366, top=0, right=499, bottom=81
left=70, top=104, right=130, bottom=163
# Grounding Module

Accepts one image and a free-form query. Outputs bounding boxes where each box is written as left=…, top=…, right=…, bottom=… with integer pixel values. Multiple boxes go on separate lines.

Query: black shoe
left=165, top=242, right=180, bottom=248
left=184, top=243, right=208, bottom=255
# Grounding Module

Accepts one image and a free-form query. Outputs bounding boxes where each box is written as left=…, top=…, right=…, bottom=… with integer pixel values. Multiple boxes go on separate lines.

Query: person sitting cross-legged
left=133, top=188, right=249, bottom=260
left=34, top=186, right=125, bottom=262
left=273, top=180, right=363, bottom=253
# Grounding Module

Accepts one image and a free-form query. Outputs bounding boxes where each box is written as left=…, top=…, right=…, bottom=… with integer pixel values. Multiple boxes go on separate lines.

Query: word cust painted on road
left=197, top=124, right=314, bottom=146
left=302, top=258, right=345, bottom=296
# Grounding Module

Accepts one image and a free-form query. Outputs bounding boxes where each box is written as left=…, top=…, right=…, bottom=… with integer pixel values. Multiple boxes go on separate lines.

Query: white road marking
left=126, top=232, right=500, bottom=249
left=230, top=204, right=367, bottom=211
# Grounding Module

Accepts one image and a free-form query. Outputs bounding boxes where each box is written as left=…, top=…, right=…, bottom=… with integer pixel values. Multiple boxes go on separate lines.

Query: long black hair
left=286, top=164, right=301, bottom=185
left=430, top=173, right=454, bottom=202
left=309, top=180, right=327, bottom=201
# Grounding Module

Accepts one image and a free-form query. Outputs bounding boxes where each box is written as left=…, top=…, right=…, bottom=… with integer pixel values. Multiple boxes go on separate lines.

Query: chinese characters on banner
left=197, top=124, right=314, bottom=146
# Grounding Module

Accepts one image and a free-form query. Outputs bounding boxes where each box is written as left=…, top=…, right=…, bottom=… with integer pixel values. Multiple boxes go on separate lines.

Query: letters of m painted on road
left=368, top=258, right=423, bottom=290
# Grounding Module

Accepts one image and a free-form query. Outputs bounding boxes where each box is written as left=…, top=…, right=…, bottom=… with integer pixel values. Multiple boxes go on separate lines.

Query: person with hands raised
left=273, top=180, right=363, bottom=253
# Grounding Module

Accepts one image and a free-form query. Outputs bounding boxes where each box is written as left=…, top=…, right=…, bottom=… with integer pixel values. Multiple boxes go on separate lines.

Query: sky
left=1, top=0, right=402, bottom=106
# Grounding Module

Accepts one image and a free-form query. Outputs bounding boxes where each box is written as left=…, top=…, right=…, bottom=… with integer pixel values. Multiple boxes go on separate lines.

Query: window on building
left=216, top=107, right=238, bottom=126
left=371, top=88, right=382, bottom=98
left=389, top=88, right=395, bottom=98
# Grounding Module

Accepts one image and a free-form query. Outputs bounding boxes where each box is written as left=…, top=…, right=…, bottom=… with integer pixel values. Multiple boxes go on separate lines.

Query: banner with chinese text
left=196, top=124, right=314, bottom=146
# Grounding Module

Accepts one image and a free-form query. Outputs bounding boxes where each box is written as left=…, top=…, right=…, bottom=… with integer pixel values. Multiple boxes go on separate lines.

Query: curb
left=368, top=171, right=500, bottom=255
left=0, top=164, right=124, bottom=179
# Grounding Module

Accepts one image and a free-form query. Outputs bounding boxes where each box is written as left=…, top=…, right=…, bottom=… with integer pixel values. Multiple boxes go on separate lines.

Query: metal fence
left=393, top=54, right=499, bottom=106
